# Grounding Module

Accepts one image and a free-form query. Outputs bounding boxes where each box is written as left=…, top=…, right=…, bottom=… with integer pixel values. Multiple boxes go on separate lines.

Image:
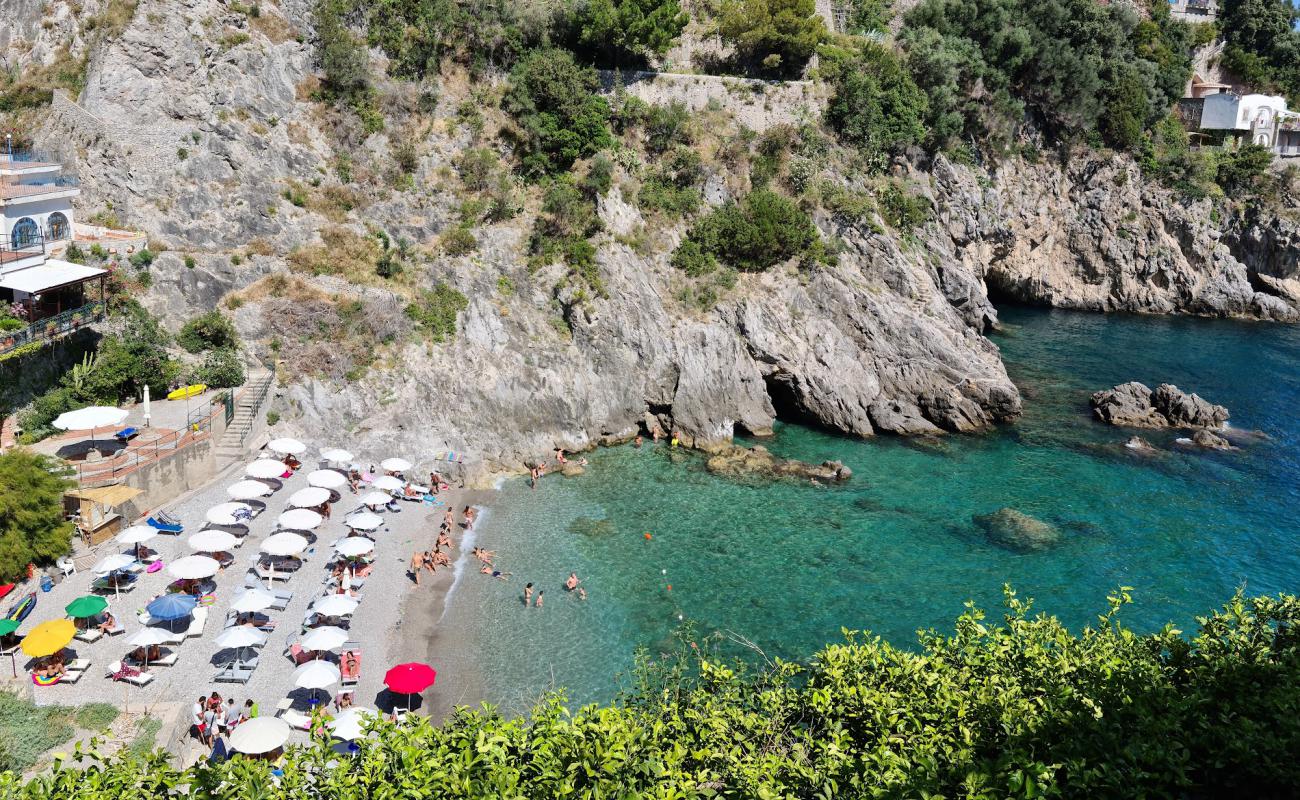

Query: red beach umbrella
left=385, top=662, right=436, bottom=712
left=384, top=662, right=436, bottom=694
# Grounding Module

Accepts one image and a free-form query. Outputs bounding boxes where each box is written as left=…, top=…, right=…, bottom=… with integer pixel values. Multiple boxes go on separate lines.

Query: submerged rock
left=704, top=444, right=852, bottom=484
left=973, top=508, right=1061, bottom=552
left=560, top=464, right=586, bottom=477
left=1091, top=382, right=1228, bottom=429
left=567, top=517, right=615, bottom=537
left=1125, top=435, right=1157, bottom=453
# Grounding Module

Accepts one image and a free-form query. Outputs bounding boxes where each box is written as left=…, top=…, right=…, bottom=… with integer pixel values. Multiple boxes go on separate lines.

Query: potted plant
left=71, top=311, right=83, bottom=328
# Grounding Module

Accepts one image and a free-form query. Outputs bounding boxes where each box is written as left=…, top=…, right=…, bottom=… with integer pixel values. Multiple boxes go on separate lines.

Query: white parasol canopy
left=215, top=626, right=268, bottom=649
left=229, top=588, right=276, bottom=614
left=371, top=475, right=405, bottom=492
left=205, top=502, right=252, bottom=526
left=128, top=627, right=172, bottom=647
left=307, top=469, right=346, bottom=489
left=312, top=594, right=359, bottom=617
left=167, top=555, right=220, bottom=580
left=345, top=512, right=383, bottom=531
left=53, top=406, right=128, bottom=431
left=261, top=531, right=308, bottom=557
left=359, top=491, right=392, bottom=507
left=334, top=537, right=375, bottom=557
left=92, top=553, right=135, bottom=574
left=293, top=659, right=341, bottom=689
left=299, top=626, right=348, bottom=652
left=320, top=448, right=354, bottom=463
left=267, top=438, right=307, bottom=456
left=380, top=457, right=412, bottom=472
left=246, top=459, right=290, bottom=480
left=188, top=529, right=238, bottom=553
left=229, top=717, right=291, bottom=755
left=328, top=707, right=378, bottom=741
left=288, top=487, right=331, bottom=508
left=116, top=525, right=158, bottom=545
left=278, top=509, right=323, bottom=530
left=227, top=480, right=271, bottom=500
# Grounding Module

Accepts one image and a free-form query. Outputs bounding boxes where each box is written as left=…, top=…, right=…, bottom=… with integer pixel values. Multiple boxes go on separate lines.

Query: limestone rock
left=1090, top=383, right=1168, bottom=428
left=560, top=464, right=586, bottom=477
left=705, top=444, right=852, bottom=484
left=973, top=508, right=1061, bottom=552
left=1191, top=429, right=1233, bottom=450
left=1151, top=384, right=1230, bottom=428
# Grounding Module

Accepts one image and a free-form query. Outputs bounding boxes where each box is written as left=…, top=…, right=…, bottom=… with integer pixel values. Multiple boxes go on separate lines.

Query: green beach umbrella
left=0, top=619, right=19, bottom=637
left=65, top=595, right=108, bottom=619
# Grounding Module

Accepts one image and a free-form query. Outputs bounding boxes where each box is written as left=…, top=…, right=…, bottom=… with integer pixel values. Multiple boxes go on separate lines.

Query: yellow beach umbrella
left=21, top=619, right=76, bottom=658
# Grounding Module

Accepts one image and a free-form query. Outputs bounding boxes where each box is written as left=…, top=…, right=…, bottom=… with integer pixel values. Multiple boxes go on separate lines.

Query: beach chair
left=74, top=628, right=103, bottom=644
left=105, top=619, right=126, bottom=636
left=106, top=661, right=153, bottom=686
left=184, top=607, right=209, bottom=638
left=284, top=643, right=314, bottom=666
left=340, top=649, right=361, bottom=689
left=243, top=573, right=293, bottom=606
left=152, top=648, right=180, bottom=667
left=56, top=556, right=76, bottom=577
left=279, top=709, right=312, bottom=731
left=114, top=427, right=138, bottom=443
left=146, top=516, right=183, bottom=534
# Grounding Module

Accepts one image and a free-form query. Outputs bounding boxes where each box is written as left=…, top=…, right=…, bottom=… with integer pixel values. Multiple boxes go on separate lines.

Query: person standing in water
left=524, top=583, right=534, bottom=607
left=565, top=573, right=580, bottom=592
left=535, top=590, right=544, bottom=609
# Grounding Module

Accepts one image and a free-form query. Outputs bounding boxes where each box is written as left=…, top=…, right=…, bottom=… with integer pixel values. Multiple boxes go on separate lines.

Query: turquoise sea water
left=432, top=307, right=1300, bottom=715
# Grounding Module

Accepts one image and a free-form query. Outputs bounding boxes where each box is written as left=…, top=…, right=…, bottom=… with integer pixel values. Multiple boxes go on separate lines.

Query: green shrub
left=266, top=410, right=280, bottom=426
left=717, top=0, right=828, bottom=76
left=195, top=347, right=245, bottom=388
left=63, top=243, right=86, bottom=264
left=572, top=0, right=689, bottom=63
left=0, top=450, right=74, bottom=583
left=530, top=175, right=604, bottom=288
left=643, top=101, right=693, bottom=154
left=129, top=249, right=154, bottom=269
left=405, top=282, right=469, bottom=343
left=504, top=48, right=613, bottom=177
left=177, top=311, right=238, bottom=353
left=73, top=704, right=118, bottom=732
left=877, top=181, right=930, bottom=231
left=455, top=148, right=500, bottom=192
left=638, top=147, right=703, bottom=216
left=580, top=153, right=615, bottom=198
left=673, top=189, right=818, bottom=272
left=1216, top=143, right=1274, bottom=194
left=826, top=42, right=928, bottom=159
left=440, top=225, right=478, bottom=256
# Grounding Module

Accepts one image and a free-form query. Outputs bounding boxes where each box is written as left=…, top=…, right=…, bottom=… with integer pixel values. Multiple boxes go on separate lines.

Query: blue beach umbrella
left=146, top=593, right=197, bottom=622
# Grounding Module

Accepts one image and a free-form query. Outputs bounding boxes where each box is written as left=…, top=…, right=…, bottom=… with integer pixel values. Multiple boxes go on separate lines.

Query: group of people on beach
left=409, top=505, right=475, bottom=586
left=191, top=692, right=257, bottom=747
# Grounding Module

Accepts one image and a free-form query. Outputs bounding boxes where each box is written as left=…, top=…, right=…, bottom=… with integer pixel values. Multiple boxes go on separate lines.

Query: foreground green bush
left=673, top=189, right=819, bottom=273
left=8, top=589, right=1300, bottom=797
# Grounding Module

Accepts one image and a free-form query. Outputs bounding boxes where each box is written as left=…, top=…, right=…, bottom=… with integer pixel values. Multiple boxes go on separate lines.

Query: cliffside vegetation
left=8, top=589, right=1300, bottom=796
left=0, top=449, right=74, bottom=581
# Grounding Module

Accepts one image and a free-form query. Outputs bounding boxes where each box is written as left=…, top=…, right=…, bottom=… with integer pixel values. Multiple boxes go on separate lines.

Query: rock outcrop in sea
left=1091, top=382, right=1229, bottom=429
left=973, top=508, right=1061, bottom=552
left=704, top=444, right=852, bottom=484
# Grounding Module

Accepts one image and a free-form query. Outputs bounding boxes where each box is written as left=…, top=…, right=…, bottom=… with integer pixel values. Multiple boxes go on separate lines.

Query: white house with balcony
left=0, top=147, right=109, bottom=351
left=1180, top=93, right=1300, bottom=157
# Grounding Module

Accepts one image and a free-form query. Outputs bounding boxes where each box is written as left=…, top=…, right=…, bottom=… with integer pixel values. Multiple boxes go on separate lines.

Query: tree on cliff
left=570, top=0, right=690, bottom=64
left=716, top=0, right=828, bottom=76
left=0, top=450, right=73, bottom=581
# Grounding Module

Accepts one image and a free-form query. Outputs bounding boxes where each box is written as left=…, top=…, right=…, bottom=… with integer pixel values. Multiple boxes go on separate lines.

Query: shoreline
left=389, top=486, right=498, bottom=721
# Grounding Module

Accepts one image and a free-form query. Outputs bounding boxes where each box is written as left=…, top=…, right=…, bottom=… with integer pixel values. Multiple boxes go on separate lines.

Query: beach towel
left=32, top=673, right=59, bottom=686
left=146, top=561, right=164, bottom=574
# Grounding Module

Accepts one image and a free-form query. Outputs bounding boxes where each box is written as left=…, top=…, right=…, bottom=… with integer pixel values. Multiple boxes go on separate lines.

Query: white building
left=1167, top=0, right=1217, bottom=21
left=0, top=147, right=108, bottom=347
left=1182, top=93, right=1300, bottom=157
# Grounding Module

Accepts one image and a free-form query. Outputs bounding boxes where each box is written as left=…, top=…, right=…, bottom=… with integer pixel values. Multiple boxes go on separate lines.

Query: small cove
left=429, top=306, right=1300, bottom=714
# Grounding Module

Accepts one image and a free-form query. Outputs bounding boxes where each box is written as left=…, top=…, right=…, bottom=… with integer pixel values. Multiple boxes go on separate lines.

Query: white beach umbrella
left=53, top=406, right=128, bottom=431
left=261, top=531, right=308, bottom=557
left=293, top=659, right=341, bottom=689
left=92, top=553, right=135, bottom=574
left=206, top=502, right=252, bottom=526
left=278, top=509, right=323, bottom=531
left=307, top=469, right=346, bottom=489
left=268, top=437, right=307, bottom=456
left=345, top=512, right=383, bottom=532
left=328, top=707, right=377, bottom=741
left=167, top=555, right=220, bottom=580
left=380, top=457, right=412, bottom=472
left=246, top=459, right=290, bottom=480
left=334, top=537, right=374, bottom=558
left=288, top=487, right=331, bottom=508
left=215, top=626, right=268, bottom=649
left=320, top=448, right=353, bottom=463
left=230, top=588, right=276, bottom=614
left=188, top=529, right=238, bottom=553
left=371, top=475, right=405, bottom=492
left=229, top=717, right=291, bottom=755
left=227, top=480, right=271, bottom=500
left=116, top=525, right=158, bottom=545
left=312, top=594, right=359, bottom=617
left=359, top=491, right=393, bottom=507
left=300, top=626, right=348, bottom=652
left=128, top=627, right=171, bottom=647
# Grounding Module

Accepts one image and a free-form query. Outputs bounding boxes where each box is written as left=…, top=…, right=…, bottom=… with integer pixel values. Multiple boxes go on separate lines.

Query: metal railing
left=0, top=301, right=105, bottom=356
left=72, top=420, right=214, bottom=488
left=238, top=371, right=275, bottom=446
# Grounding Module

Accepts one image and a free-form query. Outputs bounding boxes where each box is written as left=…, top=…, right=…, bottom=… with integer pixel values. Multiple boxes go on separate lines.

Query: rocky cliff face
left=10, top=0, right=1298, bottom=480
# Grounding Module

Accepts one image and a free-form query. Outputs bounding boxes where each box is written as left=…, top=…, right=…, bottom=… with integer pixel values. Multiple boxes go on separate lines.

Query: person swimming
left=564, top=572, right=581, bottom=591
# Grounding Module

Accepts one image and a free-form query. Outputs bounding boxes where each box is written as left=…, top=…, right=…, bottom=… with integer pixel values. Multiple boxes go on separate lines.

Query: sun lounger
left=68, top=658, right=90, bottom=672
left=152, top=649, right=180, bottom=667
left=243, top=573, right=293, bottom=605
left=340, top=649, right=361, bottom=688
left=62, top=668, right=86, bottom=684
left=146, top=517, right=183, bottom=534
left=279, top=710, right=312, bottom=731
left=105, top=620, right=126, bottom=636
left=91, top=576, right=136, bottom=594
left=115, top=427, right=138, bottom=443
left=185, top=607, right=209, bottom=638
left=75, top=628, right=103, bottom=644
left=284, top=643, right=315, bottom=665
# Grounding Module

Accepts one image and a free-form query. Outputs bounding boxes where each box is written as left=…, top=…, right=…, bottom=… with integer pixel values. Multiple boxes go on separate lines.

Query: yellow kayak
left=167, top=384, right=207, bottom=400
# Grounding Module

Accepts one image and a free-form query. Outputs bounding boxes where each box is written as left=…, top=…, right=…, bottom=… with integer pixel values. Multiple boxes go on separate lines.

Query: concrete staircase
left=215, top=369, right=275, bottom=467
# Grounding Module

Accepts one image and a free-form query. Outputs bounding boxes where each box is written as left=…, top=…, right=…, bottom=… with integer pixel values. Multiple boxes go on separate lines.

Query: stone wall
left=600, top=71, right=827, bottom=133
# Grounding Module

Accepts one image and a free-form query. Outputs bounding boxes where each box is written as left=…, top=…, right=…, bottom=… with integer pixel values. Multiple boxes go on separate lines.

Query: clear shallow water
left=434, top=307, right=1300, bottom=714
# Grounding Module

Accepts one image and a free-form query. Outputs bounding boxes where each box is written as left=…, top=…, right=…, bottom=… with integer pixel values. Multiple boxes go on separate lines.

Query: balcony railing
left=0, top=301, right=105, bottom=356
